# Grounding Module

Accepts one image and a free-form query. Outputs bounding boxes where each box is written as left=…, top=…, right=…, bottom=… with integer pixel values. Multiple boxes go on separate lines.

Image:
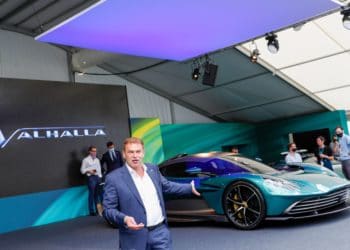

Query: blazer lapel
left=121, top=167, right=145, bottom=208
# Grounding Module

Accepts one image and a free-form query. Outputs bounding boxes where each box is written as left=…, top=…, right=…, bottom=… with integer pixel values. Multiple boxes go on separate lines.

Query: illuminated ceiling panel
left=36, top=0, right=338, bottom=61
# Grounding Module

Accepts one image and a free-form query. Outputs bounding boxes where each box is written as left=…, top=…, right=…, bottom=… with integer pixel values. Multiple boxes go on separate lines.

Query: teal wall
left=161, top=122, right=258, bottom=160
left=0, top=186, right=89, bottom=234
left=160, top=111, right=347, bottom=164
left=256, top=110, right=348, bottom=163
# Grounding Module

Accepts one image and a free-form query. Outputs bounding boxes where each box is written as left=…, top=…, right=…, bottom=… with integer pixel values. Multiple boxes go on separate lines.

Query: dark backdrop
left=0, top=78, right=130, bottom=198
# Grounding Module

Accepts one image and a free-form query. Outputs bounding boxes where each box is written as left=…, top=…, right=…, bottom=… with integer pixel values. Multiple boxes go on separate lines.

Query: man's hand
left=124, top=216, right=144, bottom=230
left=191, top=180, right=201, bottom=196
left=320, top=154, right=327, bottom=159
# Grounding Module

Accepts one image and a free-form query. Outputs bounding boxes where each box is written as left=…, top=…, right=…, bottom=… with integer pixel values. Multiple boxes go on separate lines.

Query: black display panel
left=0, top=78, right=130, bottom=197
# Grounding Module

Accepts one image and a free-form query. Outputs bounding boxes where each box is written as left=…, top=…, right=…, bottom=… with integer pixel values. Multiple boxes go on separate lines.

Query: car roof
left=160, top=152, right=238, bottom=165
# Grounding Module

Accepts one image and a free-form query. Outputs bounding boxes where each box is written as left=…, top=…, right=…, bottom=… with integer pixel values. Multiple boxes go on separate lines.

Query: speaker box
left=202, top=63, right=218, bottom=86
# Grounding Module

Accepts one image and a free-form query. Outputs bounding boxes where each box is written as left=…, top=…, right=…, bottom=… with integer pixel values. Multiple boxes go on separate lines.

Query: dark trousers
left=322, top=159, right=333, bottom=171
left=341, top=159, right=350, bottom=180
left=87, top=175, right=100, bottom=214
left=146, top=223, right=172, bottom=250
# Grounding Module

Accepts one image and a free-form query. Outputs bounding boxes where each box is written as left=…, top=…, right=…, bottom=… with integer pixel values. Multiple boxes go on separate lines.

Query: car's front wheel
left=223, top=181, right=266, bottom=230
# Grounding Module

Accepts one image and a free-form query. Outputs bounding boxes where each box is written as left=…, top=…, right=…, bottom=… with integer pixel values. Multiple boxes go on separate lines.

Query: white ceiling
left=240, top=11, right=350, bottom=111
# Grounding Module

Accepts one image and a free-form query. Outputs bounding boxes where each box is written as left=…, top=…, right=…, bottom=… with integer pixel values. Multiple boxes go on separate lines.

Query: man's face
left=108, top=145, right=115, bottom=151
left=123, top=143, right=144, bottom=169
left=336, top=128, right=343, bottom=136
left=290, top=144, right=297, bottom=152
left=89, top=148, right=97, bottom=158
left=316, top=138, right=323, bottom=146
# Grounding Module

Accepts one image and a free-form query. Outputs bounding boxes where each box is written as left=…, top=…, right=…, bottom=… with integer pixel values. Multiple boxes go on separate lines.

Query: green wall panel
left=130, top=111, right=347, bottom=166
left=161, top=123, right=258, bottom=160
left=130, top=118, right=165, bottom=164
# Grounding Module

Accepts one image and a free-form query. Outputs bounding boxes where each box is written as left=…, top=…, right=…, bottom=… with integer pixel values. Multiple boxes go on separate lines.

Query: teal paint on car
left=160, top=152, right=350, bottom=229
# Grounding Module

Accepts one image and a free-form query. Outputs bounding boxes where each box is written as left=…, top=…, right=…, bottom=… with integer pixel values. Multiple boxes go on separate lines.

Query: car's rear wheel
left=223, top=181, right=266, bottom=230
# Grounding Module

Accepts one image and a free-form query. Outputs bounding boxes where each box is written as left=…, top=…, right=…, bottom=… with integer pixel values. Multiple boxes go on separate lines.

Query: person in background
left=335, top=126, right=350, bottom=180
left=329, top=135, right=340, bottom=159
left=231, top=147, right=239, bottom=155
left=100, top=141, right=123, bottom=176
left=103, top=137, right=200, bottom=250
left=314, top=136, right=333, bottom=171
left=285, top=142, right=302, bottom=164
left=81, top=146, right=102, bottom=216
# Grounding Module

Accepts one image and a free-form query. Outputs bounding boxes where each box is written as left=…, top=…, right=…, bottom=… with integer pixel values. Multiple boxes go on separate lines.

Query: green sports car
left=159, top=152, right=350, bottom=230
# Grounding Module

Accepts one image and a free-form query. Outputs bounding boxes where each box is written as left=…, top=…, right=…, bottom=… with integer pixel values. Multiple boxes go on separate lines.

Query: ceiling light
left=250, top=49, right=260, bottom=63
left=192, top=67, right=200, bottom=80
left=341, top=8, right=350, bottom=30
left=266, top=33, right=279, bottom=54
left=292, top=22, right=305, bottom=31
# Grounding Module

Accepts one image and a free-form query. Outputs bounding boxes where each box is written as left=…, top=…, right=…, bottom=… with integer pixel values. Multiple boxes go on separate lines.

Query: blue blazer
left=103, top=163, right=192, bottom=250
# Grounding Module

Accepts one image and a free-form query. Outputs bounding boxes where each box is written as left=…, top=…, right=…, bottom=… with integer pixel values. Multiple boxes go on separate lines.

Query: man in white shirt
left=103, top=137, right=200, bottom=250
left=81, top=145, right=102, bottom=216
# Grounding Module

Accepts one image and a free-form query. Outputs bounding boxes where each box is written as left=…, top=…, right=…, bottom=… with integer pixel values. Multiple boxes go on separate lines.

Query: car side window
left=161, top=161, right=205, bottom=178
left=161, top=163, right=188, bottom=177
left=207, top=158, right=241, bottom=174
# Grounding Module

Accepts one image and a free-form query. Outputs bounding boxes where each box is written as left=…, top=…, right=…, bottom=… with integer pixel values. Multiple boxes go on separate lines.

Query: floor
left=1, top=210, right=350, bottom=250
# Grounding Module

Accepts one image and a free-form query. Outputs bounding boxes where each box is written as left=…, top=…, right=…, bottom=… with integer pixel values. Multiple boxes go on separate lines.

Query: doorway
left=292, top=128, right=330, bottom=154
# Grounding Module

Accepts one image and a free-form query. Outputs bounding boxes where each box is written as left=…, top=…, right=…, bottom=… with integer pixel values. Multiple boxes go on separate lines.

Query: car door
left=160, top=161, right=212, bottom=217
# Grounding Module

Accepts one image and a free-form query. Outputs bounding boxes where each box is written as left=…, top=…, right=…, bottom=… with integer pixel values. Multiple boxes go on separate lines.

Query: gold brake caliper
left=233, top=194, right=243, bottom=219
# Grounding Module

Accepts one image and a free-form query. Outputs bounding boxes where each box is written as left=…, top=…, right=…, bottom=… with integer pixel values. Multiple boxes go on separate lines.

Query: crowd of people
left=285, top=126, right=350, bottom=180
left=80, top=141, right=123, bottom=216
left=78, top=126, right=350, bottom=249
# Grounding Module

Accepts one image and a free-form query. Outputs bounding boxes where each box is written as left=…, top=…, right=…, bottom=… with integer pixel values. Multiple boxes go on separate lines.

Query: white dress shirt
left=285, top=152, right=302, bottom=164
left=126, top=163, right=164, bottom=227
left=81, top=155, right=102, bottom=178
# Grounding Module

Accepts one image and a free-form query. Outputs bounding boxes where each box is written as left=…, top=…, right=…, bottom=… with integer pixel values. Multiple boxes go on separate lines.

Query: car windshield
left=223, top=155, right=278, bottom=174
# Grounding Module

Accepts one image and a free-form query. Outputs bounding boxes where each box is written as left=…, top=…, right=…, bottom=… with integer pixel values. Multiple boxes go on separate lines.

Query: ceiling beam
left=0, top=0, right=9, bottom=7
left=0, top=24, right=33, bottom=36
left=214, top=94, right=311, bottom=116
left=14, top=0, right=60, bottom=27
left=99, top=63, right=225, bottom=122
left=0, top=0, right=40, bottom=24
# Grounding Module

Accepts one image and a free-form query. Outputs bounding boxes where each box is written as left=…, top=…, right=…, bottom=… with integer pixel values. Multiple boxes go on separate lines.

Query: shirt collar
left=126, top=162, right=147, bottom=177
left=88, top=155, right=97, bottom=160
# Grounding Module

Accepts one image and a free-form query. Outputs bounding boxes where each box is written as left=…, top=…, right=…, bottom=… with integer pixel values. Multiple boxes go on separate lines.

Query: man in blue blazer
left=103, top=137, right=200, bottom=250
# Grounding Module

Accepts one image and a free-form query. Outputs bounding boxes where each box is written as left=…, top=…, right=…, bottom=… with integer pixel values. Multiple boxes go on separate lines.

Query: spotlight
left=192, top=67, right=200, bottom=80
left=266, top=33, right=279, bottom=54
left=341, top=8, right=350, bottom=30
left=250, top=49, right=260, bottom=63
left=292, top=22, right=305, bottom=31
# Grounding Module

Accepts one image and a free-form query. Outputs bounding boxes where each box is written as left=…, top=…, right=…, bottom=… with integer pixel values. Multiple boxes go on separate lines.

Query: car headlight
left=263, top=177, right=300, bottom=194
